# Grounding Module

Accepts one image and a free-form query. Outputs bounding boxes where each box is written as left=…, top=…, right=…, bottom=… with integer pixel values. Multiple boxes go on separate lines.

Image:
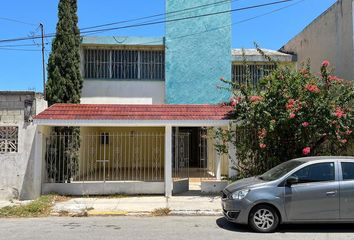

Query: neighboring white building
left=281, top=0, right=354, bottom=81
left=0, top=91, right=47, bottom=200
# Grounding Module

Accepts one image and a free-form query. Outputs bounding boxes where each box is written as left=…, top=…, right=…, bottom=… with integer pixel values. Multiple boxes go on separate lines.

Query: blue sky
left=0, top=0, right=337, bottom=92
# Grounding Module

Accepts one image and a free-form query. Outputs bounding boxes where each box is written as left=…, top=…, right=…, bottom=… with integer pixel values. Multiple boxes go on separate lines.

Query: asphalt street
left=0, top=216, right=354, bottom=240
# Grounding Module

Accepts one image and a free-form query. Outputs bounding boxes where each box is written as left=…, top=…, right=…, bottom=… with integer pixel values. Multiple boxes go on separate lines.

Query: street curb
left=51, top=209, right=223, bottom=217
left=87, top=210, right=128, bottom=216
left=170, top=210, right=223, bottom=216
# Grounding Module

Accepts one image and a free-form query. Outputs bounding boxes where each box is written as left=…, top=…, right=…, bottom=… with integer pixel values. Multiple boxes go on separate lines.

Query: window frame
left=232, top=63, right=276, bottom=86
left=83, top=47, right=165, bottom=81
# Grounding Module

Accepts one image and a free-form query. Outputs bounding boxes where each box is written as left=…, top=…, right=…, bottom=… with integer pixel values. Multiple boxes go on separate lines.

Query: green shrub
left=216, top=60, right=354, bottom=178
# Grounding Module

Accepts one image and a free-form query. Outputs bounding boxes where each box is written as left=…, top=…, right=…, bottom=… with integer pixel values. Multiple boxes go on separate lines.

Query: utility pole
left=39, top=23, right=46, bottom=99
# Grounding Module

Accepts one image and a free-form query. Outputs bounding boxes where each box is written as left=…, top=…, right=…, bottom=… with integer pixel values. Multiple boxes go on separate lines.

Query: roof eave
left=232, top=55, right=295, bottom=62
left=33, top=119, right=231, bottom=127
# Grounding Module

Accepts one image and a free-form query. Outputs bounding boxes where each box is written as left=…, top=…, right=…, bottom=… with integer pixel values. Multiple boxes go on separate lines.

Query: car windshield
left=259, top=160, right=305, bottom=181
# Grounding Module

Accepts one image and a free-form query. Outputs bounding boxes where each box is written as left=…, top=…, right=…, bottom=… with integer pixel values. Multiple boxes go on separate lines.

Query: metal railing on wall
left=84, top=48, right=165, bottom=80
left=232, top=64, right=276, bottom=86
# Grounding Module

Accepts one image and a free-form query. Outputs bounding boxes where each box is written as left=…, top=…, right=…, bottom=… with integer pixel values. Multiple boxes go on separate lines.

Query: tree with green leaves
left=215, top=60, right=354, bottom=179
left=46, top=0, right=82, bottom=105
left=45, top=0, right=82, bottom=183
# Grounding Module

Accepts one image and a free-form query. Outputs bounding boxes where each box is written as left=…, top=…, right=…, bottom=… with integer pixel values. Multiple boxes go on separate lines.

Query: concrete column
left=164, top=125, right=173, bottom=197
left=33, top=129, right=43, bottom=198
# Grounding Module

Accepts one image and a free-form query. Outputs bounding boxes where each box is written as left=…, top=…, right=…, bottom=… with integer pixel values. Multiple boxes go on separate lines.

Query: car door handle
left=326, top=191, right=337, bottom=196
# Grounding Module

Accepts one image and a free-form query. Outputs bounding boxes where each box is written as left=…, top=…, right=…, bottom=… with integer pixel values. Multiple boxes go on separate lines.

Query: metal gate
left=172, top=131, right=190, bottom=179
left=44, top=131, right=165, bottom=183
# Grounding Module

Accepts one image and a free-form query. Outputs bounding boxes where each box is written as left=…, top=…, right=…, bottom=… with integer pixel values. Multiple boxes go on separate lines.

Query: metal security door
left=173, top=131, right=190, bottom=179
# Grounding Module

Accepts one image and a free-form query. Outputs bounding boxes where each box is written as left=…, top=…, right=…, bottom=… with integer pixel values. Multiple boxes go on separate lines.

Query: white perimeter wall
left=282, top=0, right=354, bottom=81
left=81, top=80, right=165, bottom=104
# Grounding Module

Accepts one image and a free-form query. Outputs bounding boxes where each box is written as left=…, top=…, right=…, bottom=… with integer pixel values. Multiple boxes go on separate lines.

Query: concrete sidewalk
left=0, top=200, right=32, bottom=209
left=52, top=195, right=222, bottom=216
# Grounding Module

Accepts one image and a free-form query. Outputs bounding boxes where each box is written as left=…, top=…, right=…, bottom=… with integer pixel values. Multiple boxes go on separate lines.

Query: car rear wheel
left=249, top=205, right=279, bottom=233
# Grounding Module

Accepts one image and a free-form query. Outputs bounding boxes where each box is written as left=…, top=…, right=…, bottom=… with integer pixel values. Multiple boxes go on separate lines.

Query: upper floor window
left=232, top=64, right=276, bottom=85
left=0, top=126, right=18, bottom=154
left=84, top=48, right=165, bottom=80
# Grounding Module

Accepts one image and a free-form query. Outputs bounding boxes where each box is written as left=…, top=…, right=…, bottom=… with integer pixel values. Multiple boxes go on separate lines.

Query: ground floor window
left=0, top=126, right=18, bottom=154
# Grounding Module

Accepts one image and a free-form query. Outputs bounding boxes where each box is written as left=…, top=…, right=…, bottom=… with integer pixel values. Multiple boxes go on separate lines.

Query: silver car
left=222, top=156, right=354, bottom=232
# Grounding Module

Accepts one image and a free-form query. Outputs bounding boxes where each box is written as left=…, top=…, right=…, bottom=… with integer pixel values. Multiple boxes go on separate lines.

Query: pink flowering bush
left=216, top=60, right=354, bottom=178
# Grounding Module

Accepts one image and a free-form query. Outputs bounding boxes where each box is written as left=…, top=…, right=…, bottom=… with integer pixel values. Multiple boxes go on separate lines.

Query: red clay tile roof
left=34, top=104, right=233, bottom=121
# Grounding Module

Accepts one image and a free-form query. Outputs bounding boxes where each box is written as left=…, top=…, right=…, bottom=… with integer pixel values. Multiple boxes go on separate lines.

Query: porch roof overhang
left=33, top=104, right=233, bottom=127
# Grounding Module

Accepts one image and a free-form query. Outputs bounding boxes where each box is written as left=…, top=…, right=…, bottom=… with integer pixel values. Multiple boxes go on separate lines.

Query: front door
left=284, top=162, right=340, bottom=221
left=172, top=130, right=190, bottom=194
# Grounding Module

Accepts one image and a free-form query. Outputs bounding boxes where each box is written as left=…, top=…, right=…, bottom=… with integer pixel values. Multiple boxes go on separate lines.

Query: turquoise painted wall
left=165, top=0, right=232, bottom=104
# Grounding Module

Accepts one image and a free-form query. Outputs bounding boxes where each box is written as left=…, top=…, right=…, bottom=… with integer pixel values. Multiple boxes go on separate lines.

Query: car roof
left=291, top=156, right=354, bottom=162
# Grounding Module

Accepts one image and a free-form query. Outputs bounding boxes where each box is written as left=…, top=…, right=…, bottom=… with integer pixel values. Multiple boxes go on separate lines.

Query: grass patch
left=0, top=195, right=56, bottom=218
left=151, top=207, right=171, bottom=216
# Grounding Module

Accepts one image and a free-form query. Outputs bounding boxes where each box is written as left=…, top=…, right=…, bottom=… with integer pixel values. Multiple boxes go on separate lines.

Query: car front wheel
left=248, top=205, right=279, bottom=233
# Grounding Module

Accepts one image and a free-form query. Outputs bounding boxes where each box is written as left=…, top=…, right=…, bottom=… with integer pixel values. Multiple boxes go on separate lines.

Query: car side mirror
left=286, top=176, right=299, bottom=186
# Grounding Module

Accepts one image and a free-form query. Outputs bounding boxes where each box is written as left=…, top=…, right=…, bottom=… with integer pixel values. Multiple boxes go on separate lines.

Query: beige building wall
left=78, top=127, right=165, bottom=179
left=281, top=0, right=354, bottom=81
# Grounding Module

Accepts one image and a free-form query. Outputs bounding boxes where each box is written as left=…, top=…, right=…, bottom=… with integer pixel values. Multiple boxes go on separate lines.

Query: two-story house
left=20, top=0, right=294, bottom=198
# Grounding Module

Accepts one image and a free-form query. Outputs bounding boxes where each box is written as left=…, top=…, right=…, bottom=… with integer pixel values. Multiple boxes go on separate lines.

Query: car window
left=259, top=160, right=305, bottom=181
left=341, top=162, right=354, bottom=181
left=292, top=162, right=335, bottom=183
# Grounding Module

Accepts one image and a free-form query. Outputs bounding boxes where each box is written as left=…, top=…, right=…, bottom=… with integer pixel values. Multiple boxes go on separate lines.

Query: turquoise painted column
left=165, top=0, right=232, bottom=104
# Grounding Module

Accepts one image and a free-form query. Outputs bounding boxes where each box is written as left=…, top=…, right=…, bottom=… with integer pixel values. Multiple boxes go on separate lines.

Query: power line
left=0, top=47, right=44, bottom=52
left=234, top=0, right=306, bottom=24
left=0, top=0, right=293, bottom=44
left=81, top=0, right=293, bottom=35
left=0, top=43, right=45, bottom=48
left=0, top=0, right=305, bottom=52
left=0, top=16, right=37, bottom=26
left=80, top=0, right=237, bottom=31
left=0, top=0, right=307, bottom=52
left=1, top=0, right=236, bottom=44
left=113, top=0, right=307, bottom=46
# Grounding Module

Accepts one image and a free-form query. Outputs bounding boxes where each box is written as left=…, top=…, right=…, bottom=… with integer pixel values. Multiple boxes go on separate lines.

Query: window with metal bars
left=232, top=64, right=276, bottom=85
left=84, top=48, right=165, bottom=80
left=0, top=126, right=19, bottom=154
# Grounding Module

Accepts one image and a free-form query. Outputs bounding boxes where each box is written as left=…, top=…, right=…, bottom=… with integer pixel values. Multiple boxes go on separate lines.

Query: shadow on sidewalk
left=216, top=217, right=354, bottom=233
